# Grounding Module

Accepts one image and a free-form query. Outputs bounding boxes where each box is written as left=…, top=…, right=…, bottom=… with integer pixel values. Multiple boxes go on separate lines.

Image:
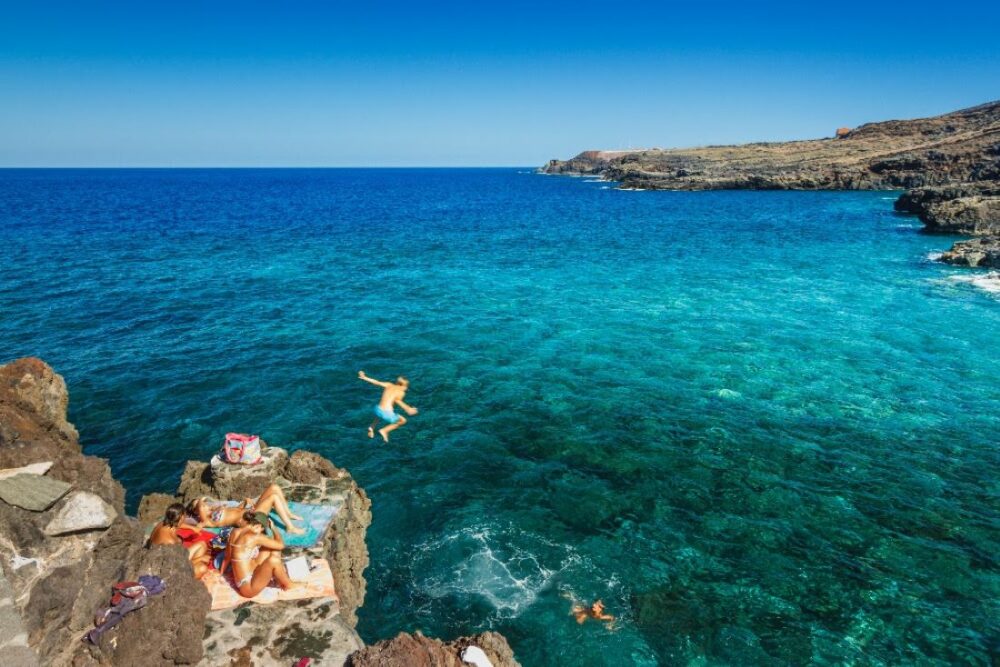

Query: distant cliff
left=542, top=100, right=1000, bottom=191
left=544, top=101, right=1000, bottom=272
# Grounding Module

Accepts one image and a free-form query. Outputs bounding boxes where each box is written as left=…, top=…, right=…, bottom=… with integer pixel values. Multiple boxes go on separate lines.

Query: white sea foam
left=926, top=252, right=943, bottom=261
left=411, top=524, right=579, bottom=618
left=947, top=271, right=1000, bottom=294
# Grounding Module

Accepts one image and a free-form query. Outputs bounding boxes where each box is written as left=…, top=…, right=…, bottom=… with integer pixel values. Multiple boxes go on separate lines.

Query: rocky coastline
left=543, top=100, right=1000, bottom=274
left=0, top=357, right=520, bottom=667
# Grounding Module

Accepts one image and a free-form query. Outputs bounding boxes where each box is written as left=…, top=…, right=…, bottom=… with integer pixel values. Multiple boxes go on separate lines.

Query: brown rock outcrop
left=0, top=357, right=211, bottom=667
left=543, top=101, right=1000, bottom=277
left=894, top=182, right=1000, bottom=236
left=0, top=358, right=122, bottom=511
left=939, top=236, right=1000, bottom=268
left=346, top=631, right=520, bottom=667
left=542, top=100, right=1000, bottom=192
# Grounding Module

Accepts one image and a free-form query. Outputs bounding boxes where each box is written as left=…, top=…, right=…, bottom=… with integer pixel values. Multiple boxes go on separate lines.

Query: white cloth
left=461, top=646, right=494, bottom=667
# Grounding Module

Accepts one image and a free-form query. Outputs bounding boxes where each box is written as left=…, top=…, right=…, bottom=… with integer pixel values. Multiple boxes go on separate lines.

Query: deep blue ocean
left=1, top=169, right=998, bottom=665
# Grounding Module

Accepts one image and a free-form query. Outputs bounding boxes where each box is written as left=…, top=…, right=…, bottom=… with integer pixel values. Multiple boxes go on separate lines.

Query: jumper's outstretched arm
left=358, top=370, right=388, bottom=387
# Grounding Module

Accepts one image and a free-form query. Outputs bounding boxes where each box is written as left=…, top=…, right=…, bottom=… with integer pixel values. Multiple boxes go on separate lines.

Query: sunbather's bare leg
left=192, top=560, right=209, bottom=579
left=377, top=415, right=406, bottom=442
left=255, top=484, right=305, bottom=533
left=267, top=552, right=299, bottom=590
left=239, top=553, right=300, bottom=597
left=256, top=483, right=304, bottom=520
left=187, top=541, right=208, bottom=561
left=252, top=549, right=270, bottom=569
left=238, top=558, right=273, bottom=597
left=187, top=543, right=210, bottom=579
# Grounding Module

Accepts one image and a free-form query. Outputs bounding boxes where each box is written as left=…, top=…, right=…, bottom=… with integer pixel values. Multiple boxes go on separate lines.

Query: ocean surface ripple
left=1, top=169, right=998, bottom=665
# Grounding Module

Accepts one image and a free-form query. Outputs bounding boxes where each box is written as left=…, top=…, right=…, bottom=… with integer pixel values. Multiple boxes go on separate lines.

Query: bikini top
left=231, top=542, right=260, bottom=563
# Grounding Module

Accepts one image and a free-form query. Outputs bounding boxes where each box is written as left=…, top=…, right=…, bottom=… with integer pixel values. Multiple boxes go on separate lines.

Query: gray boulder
left=43, top=491, right=117, bottom=536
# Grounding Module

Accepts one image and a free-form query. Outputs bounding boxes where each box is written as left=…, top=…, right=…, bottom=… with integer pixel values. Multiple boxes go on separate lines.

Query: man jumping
left=358, top=370, right=418, bottom=442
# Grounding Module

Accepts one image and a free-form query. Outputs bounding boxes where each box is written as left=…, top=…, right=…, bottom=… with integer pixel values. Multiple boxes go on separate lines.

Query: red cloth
left=176, top=527, right=214, bottom=548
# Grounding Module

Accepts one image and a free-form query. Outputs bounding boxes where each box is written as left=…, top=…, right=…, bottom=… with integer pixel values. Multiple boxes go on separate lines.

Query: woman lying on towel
left=186, top=483, right=306, bottom=535
left=149, top=503, right=213, bottom=579
left=229, top=513, right=301, bottom=597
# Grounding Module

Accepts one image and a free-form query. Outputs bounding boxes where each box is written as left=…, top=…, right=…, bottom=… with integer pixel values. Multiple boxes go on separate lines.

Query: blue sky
left=1, top=1, right=998, bottom=166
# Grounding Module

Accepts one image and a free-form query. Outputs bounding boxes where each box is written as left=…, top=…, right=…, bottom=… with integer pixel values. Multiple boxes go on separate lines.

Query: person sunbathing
left=186, top=483, right=305, bottom=534
left=219, top=510, right=256, bottom=577
left=149, top=503, right=212, bottom=579
left=229, top=514, right=301, bottom=598
left=572, top=599, right=616, bottom=628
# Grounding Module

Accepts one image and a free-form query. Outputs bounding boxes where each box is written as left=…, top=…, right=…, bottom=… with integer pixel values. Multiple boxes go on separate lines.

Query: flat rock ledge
left=1, top=357, right=521, bottom=666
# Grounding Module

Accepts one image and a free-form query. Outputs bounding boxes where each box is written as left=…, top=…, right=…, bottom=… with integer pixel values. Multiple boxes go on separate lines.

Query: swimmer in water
left=571, top=599, right=616, bottom=628
left=358, top=370, right=418, bottom=442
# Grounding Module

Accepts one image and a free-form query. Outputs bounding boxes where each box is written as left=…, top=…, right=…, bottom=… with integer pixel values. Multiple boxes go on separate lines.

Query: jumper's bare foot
left=287, top=524, right=306, bottom=535
left=283, top=581, right=305, bottom=591
left=290, top=512, right=304, bottom=521
left=378, top=428, right=390, bottom=443
left=367, top=427, right=374, bottom=439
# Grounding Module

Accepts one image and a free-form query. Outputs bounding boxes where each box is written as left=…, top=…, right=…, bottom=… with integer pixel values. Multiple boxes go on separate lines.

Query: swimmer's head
left=397, top=376, right=409, bottom=388
left=591, top=600, right=605, bottom=614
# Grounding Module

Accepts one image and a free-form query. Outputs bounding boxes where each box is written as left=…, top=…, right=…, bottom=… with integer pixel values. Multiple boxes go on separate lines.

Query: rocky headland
left=543, top=100, right=1000, bottom=191
left=894, top=181, right=1000, bottom=269
left=0, top=357, right=520, bottom=667
left=543, top=100, right=1000, bottom=273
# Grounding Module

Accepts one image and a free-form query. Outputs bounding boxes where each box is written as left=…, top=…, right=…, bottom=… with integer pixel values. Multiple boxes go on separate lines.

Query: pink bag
left=222, top=433, right=262, bottom=464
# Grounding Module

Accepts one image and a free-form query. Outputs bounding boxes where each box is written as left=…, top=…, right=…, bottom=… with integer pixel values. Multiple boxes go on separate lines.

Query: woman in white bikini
left=186, top=483, right=305, bottom=534
left=229, top=514, right=300, bottom=598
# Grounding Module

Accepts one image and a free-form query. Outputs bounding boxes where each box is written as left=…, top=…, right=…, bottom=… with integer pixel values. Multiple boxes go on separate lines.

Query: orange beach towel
left=202, top=558, right=336, bottom=611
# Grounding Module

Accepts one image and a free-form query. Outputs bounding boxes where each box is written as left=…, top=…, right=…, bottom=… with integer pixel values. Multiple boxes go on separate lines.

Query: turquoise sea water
left=1, top=169, right=998, bottom=665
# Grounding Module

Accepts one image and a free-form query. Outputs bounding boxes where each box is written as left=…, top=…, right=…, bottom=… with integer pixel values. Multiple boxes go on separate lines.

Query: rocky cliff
left=543, top=100, right=1000, bottom=191
left=894, top=181, right=1000, bottom=268
left=0, top=358, right=519, bottom=667
left=0, top=357, right=209, bottom=667
left=544, top=100, right=1000, bottom=273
